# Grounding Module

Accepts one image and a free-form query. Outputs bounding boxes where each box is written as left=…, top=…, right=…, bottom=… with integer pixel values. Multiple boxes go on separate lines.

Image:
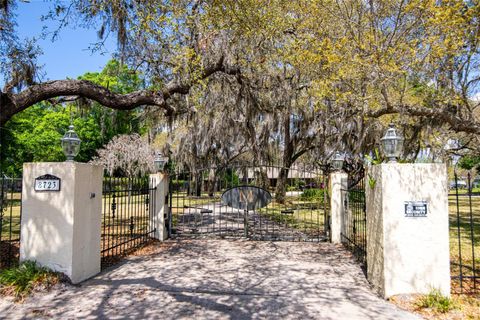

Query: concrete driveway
left=0, top=240, right=420, bottom=320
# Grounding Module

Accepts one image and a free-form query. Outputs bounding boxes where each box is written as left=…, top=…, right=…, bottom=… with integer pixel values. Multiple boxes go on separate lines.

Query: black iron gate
left=450, top=171, right=479, bottom=294
left=0, top=174, right=22, bottom=269
left=341, top=171, right=367, bottom=266
left=169, top=165, right=329, bottom=242
left=101, top=176, right=157, bottom=269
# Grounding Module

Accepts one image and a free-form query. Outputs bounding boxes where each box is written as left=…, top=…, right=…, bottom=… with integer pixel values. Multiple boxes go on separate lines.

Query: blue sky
left=14, top=0, right=117, bottom=81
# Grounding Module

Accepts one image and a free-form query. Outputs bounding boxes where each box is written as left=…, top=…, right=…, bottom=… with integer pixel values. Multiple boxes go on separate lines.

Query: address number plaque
left=35, top=174, right=61, bottom=192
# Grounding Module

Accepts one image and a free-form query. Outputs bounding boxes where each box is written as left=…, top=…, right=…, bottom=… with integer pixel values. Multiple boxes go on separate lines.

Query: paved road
left=0, top=240, right=420, bottom=320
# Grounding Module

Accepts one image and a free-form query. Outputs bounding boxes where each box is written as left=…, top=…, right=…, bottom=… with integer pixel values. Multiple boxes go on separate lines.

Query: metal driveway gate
left=341, top=170, right=367, bottom=266
left=0, top=174, right=22, bottom=269
left=101, top=176, right=157, bottom=269
left=450, top=171, right=479, bottom=294
left=169, top=165, right=329, bottom=242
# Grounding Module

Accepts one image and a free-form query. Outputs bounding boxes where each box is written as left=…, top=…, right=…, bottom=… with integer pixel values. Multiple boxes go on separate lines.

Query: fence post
left=329, top=171, right=348, bottom=244
left=365, top=163, right=450, bottom=298
left=20, top=162, right=102, bottom=284
left=150, top=173, right=169, bottom=240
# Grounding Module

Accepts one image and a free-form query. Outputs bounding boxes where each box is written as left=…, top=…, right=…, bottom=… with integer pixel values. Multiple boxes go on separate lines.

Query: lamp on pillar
left=331, top=151, right=345, bottom=171
left=380, top=124, right=404, bottom=163
left=61, top=125, right=81, bottom=162
left=154, top=153, right=168, bottom=172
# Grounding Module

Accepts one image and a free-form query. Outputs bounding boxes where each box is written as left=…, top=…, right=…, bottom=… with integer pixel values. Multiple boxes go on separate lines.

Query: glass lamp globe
left=331, top=152, right=345, bottom=171
left=381, top=124, right=404, bottom=163
left=154, top=153, right=168, bottom=172
left=61, top=125, right=81, bottom=161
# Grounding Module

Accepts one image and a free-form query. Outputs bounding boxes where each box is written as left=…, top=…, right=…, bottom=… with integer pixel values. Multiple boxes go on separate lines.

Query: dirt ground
left=0, top=240, right=421, bottom=320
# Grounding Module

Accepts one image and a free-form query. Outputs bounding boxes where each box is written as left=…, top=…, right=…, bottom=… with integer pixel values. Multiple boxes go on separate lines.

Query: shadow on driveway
left=0, top=240, right=420, bottom=319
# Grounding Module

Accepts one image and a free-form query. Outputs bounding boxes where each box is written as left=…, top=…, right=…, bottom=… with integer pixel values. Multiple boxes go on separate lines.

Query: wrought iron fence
left=341, top=171, right=367, bottom=267
left=0, top=174, right=22, bottom=269
left=169, top=164, right=329, bottom=242
left=450, top=171, right=479, bottom=294
left=101, top=176, right=157, bottom=269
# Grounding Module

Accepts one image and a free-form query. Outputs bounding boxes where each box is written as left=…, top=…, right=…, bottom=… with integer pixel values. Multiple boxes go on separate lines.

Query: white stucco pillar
left=20, top=162, right=102, bottom=284
left=150, top=173, right=169, bottom=240
left=366, top=163, right=450, bottom=298
left=329, top=171, right=348, bottom=244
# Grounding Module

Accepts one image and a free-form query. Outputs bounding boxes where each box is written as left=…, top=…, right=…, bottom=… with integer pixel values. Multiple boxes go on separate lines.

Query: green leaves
left=1, top=59, right=146, bottom=175
left=1, top=104, right=103, bottom=174
left=0, top=260, right=60, bottom=299
left=416, top=289, right=457, bottom=313
left=458, top=155, right=480, bottom=171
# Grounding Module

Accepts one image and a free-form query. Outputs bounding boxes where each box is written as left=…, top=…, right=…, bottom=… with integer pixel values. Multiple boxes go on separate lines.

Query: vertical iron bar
left=0, top=176, right=4, bottom=256
left=134, top=177, right=138, bottom=246
left=8, top=177, right=14, bottom=265
left=168, top=176, right=172, bottom=238
left=18, top=177, right=23, bottom=265
left=102, top=178, right=106, bottom=255
left=467, top=172, right=476, bottom=291
left=454, top=171, right=463, bottom=292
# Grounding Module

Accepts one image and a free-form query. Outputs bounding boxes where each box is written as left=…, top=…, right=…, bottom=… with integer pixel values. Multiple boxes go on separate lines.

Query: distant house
left=237, top=167, right=322, bottom=188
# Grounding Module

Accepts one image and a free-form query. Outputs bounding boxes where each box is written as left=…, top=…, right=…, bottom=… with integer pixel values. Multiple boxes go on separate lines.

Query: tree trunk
left=207, top=169, right=216, bottom=197
left=195, top=173, right=202, bottom=197
left=275, top=166, right=291, bottom=204
left=275, top=114, right=294, bottom=204
left=254, top=168, right=269, bottom=190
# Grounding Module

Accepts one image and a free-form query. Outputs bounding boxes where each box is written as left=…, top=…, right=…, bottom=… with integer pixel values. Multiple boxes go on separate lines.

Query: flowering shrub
left=91, top=134, right=156, bottom=176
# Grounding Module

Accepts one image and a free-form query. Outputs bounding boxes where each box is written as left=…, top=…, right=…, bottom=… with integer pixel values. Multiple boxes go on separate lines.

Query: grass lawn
left=255, top=198, right=326, bottom=233
left=451, top=187, right=480, bottom=195
left=1, top=192, right=21, bottom=241
left=448, top=195, right=480, bottom=294
left=169, top=192, right=220, bottom=209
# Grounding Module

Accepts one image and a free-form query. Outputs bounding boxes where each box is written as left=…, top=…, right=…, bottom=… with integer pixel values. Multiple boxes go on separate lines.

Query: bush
left=300, top=189, right=325, bottom=203
left=348, top=191, right=365, bottom=203
left=0, top=261, right=60, bottom=299
left=221, top=169, right=240, bottom=188
left=171, top=179, right=187, bottom=191
left=416, top=289, right=456, bottom=313
left=286, top=185, right=297, bottom=191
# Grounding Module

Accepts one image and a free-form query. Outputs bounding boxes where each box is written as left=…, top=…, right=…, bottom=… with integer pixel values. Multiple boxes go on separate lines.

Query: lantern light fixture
left=61, top=125, right=81, bottom=162
left=331, top=151, right=345, bottom=171
left=380, top=123, right=404, bottom=163
left=154, top=153, right=168, bottom=172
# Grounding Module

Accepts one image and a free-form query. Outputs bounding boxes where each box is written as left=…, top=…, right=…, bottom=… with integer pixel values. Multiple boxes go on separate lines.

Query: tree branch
left=366, top=104, right=480, bottom=134
left=0, top=57, right=240, bottom=126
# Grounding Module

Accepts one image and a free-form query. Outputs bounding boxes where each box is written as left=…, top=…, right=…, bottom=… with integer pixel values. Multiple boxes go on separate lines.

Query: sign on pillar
left=20, top=162, right=103, bottom=284
left=366, top=163, right=450, bottom=298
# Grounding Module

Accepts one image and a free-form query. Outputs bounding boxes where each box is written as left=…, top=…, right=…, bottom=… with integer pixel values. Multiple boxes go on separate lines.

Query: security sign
left=404, top=201, right=427, bottom=217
